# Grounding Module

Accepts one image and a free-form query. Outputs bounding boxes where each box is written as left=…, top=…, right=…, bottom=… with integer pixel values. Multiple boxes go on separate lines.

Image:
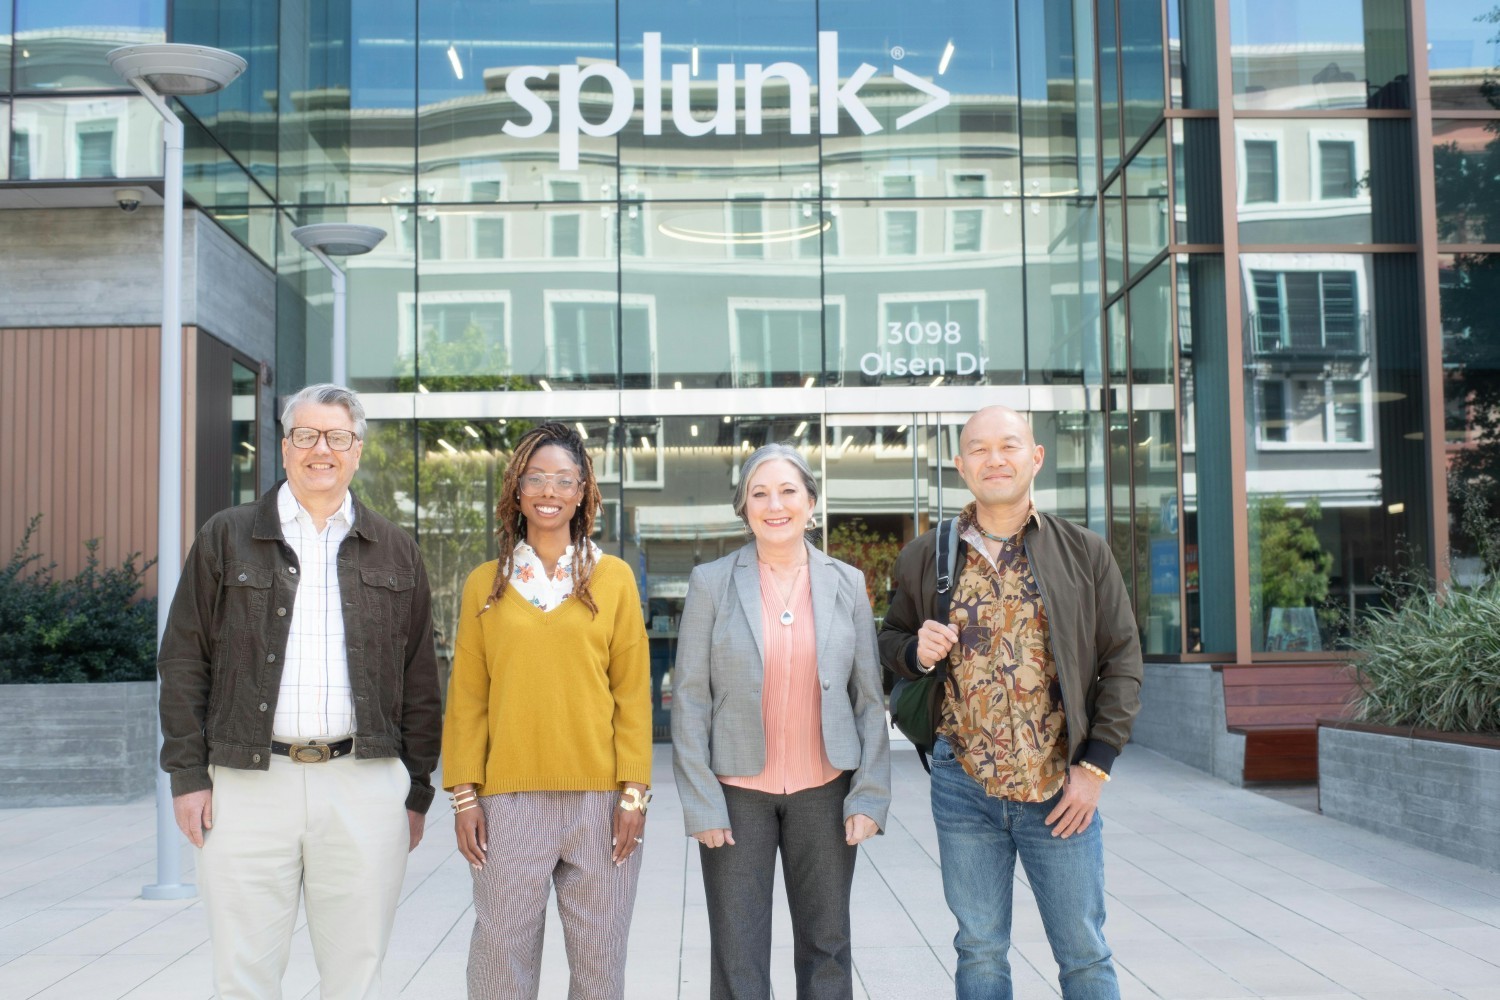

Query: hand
left=611, top=782, right=648, bottom=867
left=453, top=786, right=487, bottom=869
left=407, top=809, right=426, bottom=852
left=173, top=789, right=213, bottom=847
left=916, top=620, right=960, bottom=670
left=844, top=814, right=879, bottom=846
left=1044, top=765, right=1105, bottom=839
left=693, top=828, right=735, bottom=848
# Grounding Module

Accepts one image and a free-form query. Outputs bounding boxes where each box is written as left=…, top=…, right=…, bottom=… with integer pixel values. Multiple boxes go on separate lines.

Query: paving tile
left=5, top=744, right=1500, bottom=999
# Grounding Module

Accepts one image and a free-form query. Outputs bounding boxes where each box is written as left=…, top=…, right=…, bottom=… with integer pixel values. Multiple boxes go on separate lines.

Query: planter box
left=1319, top=721, right=1500, bottom=873
left=0, top=681, right=157, bottom=806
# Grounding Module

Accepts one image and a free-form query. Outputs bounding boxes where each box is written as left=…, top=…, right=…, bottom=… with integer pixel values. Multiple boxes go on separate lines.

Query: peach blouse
left=721, top=563, right=842, bottom=795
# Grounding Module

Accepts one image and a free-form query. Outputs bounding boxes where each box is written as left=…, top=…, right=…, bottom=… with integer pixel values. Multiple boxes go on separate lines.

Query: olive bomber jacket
left=156, top=483, right=443, bottom=813
left=877, top=510, right=1143, bottom=774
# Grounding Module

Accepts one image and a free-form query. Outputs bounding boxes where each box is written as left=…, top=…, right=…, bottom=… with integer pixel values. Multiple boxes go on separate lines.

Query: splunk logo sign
left=503, top=32, right=950, bottom=169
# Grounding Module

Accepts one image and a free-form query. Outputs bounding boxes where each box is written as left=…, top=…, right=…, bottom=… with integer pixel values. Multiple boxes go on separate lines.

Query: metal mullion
left=1232, top=109, right=1412, bottom=120
left=1408, top=0, right=1451, bottom=585
left=1213, top=0, right=1251, bottom=661
left=1163, top=108, right=1218, bottom=119
left=1168, top=250, right=1189, bottom=657
left=1238, top=243, right=1419, bottom=254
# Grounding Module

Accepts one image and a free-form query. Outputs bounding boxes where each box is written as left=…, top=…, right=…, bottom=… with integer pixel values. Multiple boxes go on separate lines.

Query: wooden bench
left=1212, top=662, right=1362, bottom=782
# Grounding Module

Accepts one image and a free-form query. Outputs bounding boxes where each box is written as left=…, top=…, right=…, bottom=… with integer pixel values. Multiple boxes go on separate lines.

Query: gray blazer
left=671, top=540, right=891, bottom=835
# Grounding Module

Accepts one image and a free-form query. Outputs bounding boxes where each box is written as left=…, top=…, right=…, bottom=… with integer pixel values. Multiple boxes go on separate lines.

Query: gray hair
left=732, top=443, right=818, bottom=524
left=280, top=383, right=368, bottom=440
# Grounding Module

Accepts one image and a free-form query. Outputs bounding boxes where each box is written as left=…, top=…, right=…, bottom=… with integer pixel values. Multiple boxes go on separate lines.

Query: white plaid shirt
left=273, top=483, right=356, bottom=740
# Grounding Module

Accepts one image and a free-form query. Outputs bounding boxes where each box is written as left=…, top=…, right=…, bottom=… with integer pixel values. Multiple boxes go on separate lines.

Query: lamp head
left=107, top=43, right=247, bottom=96
left=291, top=224, right=388, bottom=256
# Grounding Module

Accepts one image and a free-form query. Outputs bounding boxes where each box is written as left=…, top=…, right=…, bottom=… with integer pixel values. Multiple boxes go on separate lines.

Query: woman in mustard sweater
left=443, top=422, right=652, bottom=1000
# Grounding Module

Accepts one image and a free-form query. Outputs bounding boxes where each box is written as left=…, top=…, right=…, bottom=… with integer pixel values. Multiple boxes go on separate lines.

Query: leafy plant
left=0, top=515, right=158, bottom=683
left=828, top=518, right=902, bottom=619
left=1348, top=579, right=1500, bottom=735
left=1248, top=495, right=1335, bottom=645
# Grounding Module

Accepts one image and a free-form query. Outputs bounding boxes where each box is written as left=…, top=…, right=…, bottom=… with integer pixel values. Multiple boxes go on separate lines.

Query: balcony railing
left=1249, top=311, right=1369, bottom=360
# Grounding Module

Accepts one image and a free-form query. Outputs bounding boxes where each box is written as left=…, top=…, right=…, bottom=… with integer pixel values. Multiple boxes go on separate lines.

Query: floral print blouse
left=510, top=538, right=604, bottom=612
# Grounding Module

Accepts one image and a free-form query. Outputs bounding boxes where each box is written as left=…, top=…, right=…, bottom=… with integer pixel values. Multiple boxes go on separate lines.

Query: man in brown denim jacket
left=158, top=383, right=441, bottom=999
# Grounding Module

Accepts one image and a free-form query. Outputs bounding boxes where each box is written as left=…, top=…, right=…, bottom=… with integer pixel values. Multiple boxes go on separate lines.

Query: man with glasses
left=158, top=383, right=442, bottom=999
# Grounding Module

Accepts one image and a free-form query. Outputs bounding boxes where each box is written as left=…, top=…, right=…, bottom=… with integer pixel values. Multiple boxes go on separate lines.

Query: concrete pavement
left=2, top=744, right=1499, bottom=999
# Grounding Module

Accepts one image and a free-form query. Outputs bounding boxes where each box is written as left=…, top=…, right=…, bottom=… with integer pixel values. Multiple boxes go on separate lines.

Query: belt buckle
left=288, top=742, right=332, bottom=764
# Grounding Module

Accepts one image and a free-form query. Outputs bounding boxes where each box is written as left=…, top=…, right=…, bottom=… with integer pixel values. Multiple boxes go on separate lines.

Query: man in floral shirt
left=880, top=405, right=1143, bottom=1000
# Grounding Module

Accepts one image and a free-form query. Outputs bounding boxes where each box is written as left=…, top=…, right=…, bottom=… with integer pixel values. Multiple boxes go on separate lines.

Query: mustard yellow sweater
left=441, top=554, right=652, bottom=794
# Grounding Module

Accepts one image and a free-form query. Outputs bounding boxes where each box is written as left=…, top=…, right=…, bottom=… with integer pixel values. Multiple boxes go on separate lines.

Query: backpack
left=887, top=517, right=960, bottom=773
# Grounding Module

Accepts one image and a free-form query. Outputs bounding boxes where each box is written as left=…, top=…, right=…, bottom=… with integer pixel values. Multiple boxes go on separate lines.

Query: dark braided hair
left=484, top=422, right=602, bottom=617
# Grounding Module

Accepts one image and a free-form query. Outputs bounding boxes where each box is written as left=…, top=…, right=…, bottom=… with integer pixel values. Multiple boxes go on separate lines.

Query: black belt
left=271, top=738, right=354, bottom=763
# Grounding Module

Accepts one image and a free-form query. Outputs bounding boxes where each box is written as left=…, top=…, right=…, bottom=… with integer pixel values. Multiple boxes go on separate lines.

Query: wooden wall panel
left=0, top=326, right=184, bottom=599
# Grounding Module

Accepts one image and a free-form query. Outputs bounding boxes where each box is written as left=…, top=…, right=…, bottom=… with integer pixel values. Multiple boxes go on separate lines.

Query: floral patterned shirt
left=510, top=539, right=604, bottom=612
left=937, top=505, right=1070, bottom=802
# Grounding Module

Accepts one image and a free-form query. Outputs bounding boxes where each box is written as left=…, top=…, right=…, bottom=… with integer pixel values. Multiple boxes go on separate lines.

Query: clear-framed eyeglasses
left=519, top=472, right=581, bottom=498
left=287, top=427, right=360, bottom=452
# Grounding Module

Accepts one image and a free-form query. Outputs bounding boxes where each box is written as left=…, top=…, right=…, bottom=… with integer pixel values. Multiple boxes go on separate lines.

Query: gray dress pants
left=699, top=772, right=857, bottom=1000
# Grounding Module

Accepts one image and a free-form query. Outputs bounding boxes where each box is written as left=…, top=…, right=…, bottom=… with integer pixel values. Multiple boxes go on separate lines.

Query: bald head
left=960, top=406, right=1036, bottom=451
left=954, top=405, right=1044, bottom=519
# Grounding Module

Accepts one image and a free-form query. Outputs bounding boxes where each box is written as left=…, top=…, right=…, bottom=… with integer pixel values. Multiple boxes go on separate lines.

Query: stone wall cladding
left=1319, top=725, right=1500, bottom=873
left=1129, top=663, right=1246, bottom=785
left=0, top=682, right=157, bottom=806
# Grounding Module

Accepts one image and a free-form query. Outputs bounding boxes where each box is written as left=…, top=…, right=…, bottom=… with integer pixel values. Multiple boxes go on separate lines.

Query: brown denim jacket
left=158, top=483, right=442, bottom=812
left=878, top=511, right=1143, bottom=774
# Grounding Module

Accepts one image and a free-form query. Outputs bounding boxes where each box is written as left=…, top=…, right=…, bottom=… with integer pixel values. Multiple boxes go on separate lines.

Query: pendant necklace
left=768, top=564, right=804, bottom=626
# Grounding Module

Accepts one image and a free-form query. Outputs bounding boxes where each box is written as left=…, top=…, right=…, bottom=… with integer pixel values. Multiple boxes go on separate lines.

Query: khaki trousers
left=199, top=753, right=410, bottom=1000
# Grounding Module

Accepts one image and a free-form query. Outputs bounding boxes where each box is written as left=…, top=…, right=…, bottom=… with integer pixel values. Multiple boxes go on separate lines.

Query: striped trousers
left=468, top=791, right=642, bottom=1000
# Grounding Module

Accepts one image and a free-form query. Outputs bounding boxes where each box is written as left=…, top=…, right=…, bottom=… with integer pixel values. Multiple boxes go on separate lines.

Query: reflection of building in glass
left=1, top=0, right=1491, bottom=705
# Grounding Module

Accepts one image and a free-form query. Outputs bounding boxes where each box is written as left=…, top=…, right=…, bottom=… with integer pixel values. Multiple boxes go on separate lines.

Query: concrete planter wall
left=1129, top=663, right=1247, bottom=785
left=1319, top=722, right=1500, bottom=872
left=0, top=681, right=157, bottom=806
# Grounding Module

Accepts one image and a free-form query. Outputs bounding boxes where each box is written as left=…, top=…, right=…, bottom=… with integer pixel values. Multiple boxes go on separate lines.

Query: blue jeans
left=929, top=739, right=1119, bottom=1000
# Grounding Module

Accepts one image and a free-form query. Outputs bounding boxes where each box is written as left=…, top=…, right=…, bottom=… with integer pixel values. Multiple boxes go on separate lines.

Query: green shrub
left=1349, top=577, right=1500, bottom=735
left=0, top=515, right=158, bottom=684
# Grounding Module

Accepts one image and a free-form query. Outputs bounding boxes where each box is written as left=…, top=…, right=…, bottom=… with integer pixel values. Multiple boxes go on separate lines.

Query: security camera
left=115, top=189, right=143, bottom=213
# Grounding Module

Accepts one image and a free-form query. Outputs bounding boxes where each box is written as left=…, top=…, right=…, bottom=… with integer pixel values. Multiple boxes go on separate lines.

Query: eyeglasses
left=287, top=427, right=359, bottom=452
left=519, top=472, right=581, bottom=497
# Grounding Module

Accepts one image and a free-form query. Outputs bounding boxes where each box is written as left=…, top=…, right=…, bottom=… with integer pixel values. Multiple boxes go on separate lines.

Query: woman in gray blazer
left=672, top=443, right=891, bottom=1000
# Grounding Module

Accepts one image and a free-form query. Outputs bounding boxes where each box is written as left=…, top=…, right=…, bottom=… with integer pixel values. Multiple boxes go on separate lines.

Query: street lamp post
left=290, top=224, right=387, bottom=385
left=108, top=42, right=246, bottom=902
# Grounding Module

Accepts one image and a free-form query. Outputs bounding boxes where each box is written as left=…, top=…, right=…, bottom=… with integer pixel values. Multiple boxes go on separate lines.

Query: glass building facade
left=3, top=0, right=1493, bottom=726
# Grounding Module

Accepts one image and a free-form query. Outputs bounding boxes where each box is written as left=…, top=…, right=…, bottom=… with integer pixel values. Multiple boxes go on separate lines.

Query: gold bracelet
left=454, top=802, right=479, bottom=815
left=618, top=787, right=653, bottom=813
left=1077, top=761, right=1111, bottom=782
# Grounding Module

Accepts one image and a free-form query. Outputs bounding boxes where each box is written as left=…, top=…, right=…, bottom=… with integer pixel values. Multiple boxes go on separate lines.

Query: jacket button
left=266, top=653, right=276, bottom=663
left=277, top=607, right=286, bottom=616
left=389, top=576, right=396, bottom=587
left=238, top=572, right=247, bottom=582
left=259, top=703, right=268, bottom=712
left=821, top=678, right=831, bottom=690
left=252, top=754, right=262, bottom=763
left=288, top=567, right=298, bottom=575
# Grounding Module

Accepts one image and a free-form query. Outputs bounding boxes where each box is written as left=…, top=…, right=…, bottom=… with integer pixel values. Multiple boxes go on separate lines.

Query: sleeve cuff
left=1077, top=740, right=1120, bottom=775
left=904, top=639, right=933, bottom=676
left=168, top=767, right=212, bottom=797
left=616, top=764, right=654, bottom=787
left=405, top=781, right=435, bottom=814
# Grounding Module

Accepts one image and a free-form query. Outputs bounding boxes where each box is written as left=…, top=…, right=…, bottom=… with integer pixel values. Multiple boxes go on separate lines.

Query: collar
left=253, top=481, right=375, bottom=541
left=515, top=537, right=602, bottom=561
left=278, top=481, right=355, bottom=530
left=957, top=501, right=1041, bottom=541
